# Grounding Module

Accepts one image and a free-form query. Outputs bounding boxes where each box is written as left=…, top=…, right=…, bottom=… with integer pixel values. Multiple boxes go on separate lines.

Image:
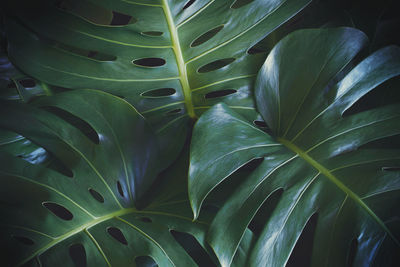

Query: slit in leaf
left=165, top=108, right=183, bottom=115
left=382, top=167, right=400, bottom=171
left=205, top=89, right=237, bottom=99
left=13, top=235, right=34, bottom=246
left=41, top=106, right=100, bottom=145
left=231, top=0, right=255, bottom=9
left=183, top=0, right=196, bottom=10
left=191, top=25, right=224, bottom=47
left=135, top=256, right=158, bottom=267
left=69, top=243, right=87, bottom=267
left=198, top=58, right=235, bottom=73
left=42, top=201, right=73, bottom=221
left=107, top=227, right=128, bottom=245
left=247, top=40, right=269, bottom=55
left=141, top=88, right=176, bottom=98
left=18, top=79, right=36, bottom=88
left=132, top=58, right=166, bottom=68
left=253, top=120, right=268, bottom=128
left=88, top=188, right=104, bottom=203
left=346, top=238, right=358, bottom=267
left=249, top=188, right=284, bottom=237
left=141, top=31, right=164, bottom=37
left=170, top=230, right=217, bottom=266
left=286, top=213, right=319, bottom=267
left=117, top=181, right=125, bottom=198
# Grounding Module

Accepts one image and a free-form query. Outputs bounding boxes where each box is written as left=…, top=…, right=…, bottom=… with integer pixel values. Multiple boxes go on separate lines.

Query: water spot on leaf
left=183, top=0, right=196, bottom=10
left=170, top=230, right=217, bottom=266
left=141, top=88, right=176, bottom=98
left=107, top=227, right=128, bottom=245
left=42, top=202, right=73, bottom=220
left=132, top=58, right=166, bottom=67
left=191, top=25, right=224, bottom=47
left=117, top=181, right=125, bottom=198
left=141, top=31, right=164, bottom=37
left=18, top=79, right=36, bottom=88
left=88, top=188, right=104, bottom=203
left=287, top=213, right=318, bottom=267
left=198, top=58, right=235, bottom=73
left=69, top=243, right=87, bottom=267
left=231, top=0, right=255, bottom=9
left=13, top=235, right=34, bottom=246
left=205, top=89, right=237, bottom=99
left=135, top=256, right=158, bottom=267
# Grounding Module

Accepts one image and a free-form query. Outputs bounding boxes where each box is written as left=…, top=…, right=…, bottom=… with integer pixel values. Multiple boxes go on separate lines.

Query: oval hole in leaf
left=88, top=188, right=104, bottom=203
left=117, top=181, right=125, bottom=197
left=18, top=79, right=36, bottom=88
left=41, top=106, right=100, bottom=145
left=69, top=243, right=87, bottom=267
left=183, top=0, right=196, bottom=10
left=286, top=213, right=319, bottom=267
left=346, top=238, right=358, bottom=267
left=231, top=0, right=255, bottom=9
left=205, top=89, right=237, bottom=99
left=132, top=58, right=166, bottom=68
left=198, top=58, right=235, bottom=73
left=137, top=216, right=152, bottom=223
left=110, top=11, right=136, bottom=26
left=135, top=256, right=158, bottom=267
left=13, top=235, right=34, bottom=246
left=141, top=88, right=176, bottom=98
left=191, top=25, right=224, bottom=47
left=42, top=202, right=73, bottom=221
left=107, top=227, right=128, bottom=245
left=170, top=230, right=217, bottom=266
left=249, top=188, right=283, bottom=236
left=253, top=120, right=268, bottom=128
left=141, top=31, right=164, bottom=37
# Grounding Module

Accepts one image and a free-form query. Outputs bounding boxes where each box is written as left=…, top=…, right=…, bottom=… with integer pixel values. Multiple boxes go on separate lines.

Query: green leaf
left=0, top=89, right=213, bottom=266
left=3, top=0, right=311, bottom=164
left=189, top=28, right=400, bottom=266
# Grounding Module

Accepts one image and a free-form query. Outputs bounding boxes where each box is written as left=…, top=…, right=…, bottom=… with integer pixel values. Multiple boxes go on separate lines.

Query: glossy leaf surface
left=0, top=90, right=214, bottom=266
left=189, top=28, right=400, bottom=266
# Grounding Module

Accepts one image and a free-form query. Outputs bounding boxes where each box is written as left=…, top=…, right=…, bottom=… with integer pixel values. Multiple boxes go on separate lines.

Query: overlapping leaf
left=189, top=28, right=400, bottom=266
left=0, top=90, right=216, bottom=266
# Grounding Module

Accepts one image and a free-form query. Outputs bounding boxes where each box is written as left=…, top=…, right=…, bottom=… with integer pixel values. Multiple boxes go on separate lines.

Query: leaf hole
left=107, top=227, right=128, bottom=245
left=382, top=167, right=400, bottom=171
left=110, top=11, right=136, bottom=26
left=132, top=58, right=166, bottom=68
left=170, top=230, right=217, bottom=266
left=205, top=89, right=237, bottom=99
left=7, top=81, right=17, bottom=88
left=69, top=243, right=87, bottom=267
left=117, top=181, right=125, bottom=198
left=137, top=216, right=152, bottom=223
left=18, top=79, right=36, bottom=88
left=240, top=157, right=264, bottom=172
left=165, top=108, right=183, bottom=115
left=42, top=201, right=73, bottom=221
left=253, top=120, right=268, bottom=128
left=247, top=42, right=269, bottom=55
left=231, top=0, right=255, bottom=9
left=88, top=188, right=104, bottom=203
left=198, top=58, right=236, bottom=73
left=141, top=31, right=164, bottom=37
left=13, top=235, right=35, bottom=246
left=190, top=25, right=224, bottom=47
left=287, top=213, right=319, bottom=267
left=346, top=238, right=358, bottom=267
left=249, top=188, right=284, bottom=237
left=135, top=256, right=158, bottom=267
left=41, top=106, right=100, bottom=145
left=141, top=88, right=176, bottom=98
left=183, top=0, right=196, bottom=10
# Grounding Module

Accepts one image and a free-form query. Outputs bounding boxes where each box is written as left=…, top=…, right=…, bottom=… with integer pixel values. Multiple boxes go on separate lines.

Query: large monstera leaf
left=2, top=0, right=311, bottom=163
left=0, top=90, right=214, bottom=266
left=189, top=28, right=400, bottom=266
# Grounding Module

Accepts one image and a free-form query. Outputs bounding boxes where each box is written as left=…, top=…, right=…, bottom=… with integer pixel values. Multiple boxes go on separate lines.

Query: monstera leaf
left=2, top=0, right=311, bottom=164
left=189, top=28, right=400, bottom=266
left=0, top=90, right=217, bottom=266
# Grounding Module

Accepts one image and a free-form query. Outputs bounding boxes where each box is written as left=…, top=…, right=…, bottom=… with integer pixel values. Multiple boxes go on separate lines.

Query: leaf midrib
left=277, top=137, right=400, bottom=246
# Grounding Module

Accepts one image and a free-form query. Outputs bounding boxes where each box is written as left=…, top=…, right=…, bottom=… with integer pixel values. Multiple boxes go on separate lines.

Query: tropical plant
left=190, top=28, right=400, bottom=266
left=1, top=0, right=399, bottom=266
